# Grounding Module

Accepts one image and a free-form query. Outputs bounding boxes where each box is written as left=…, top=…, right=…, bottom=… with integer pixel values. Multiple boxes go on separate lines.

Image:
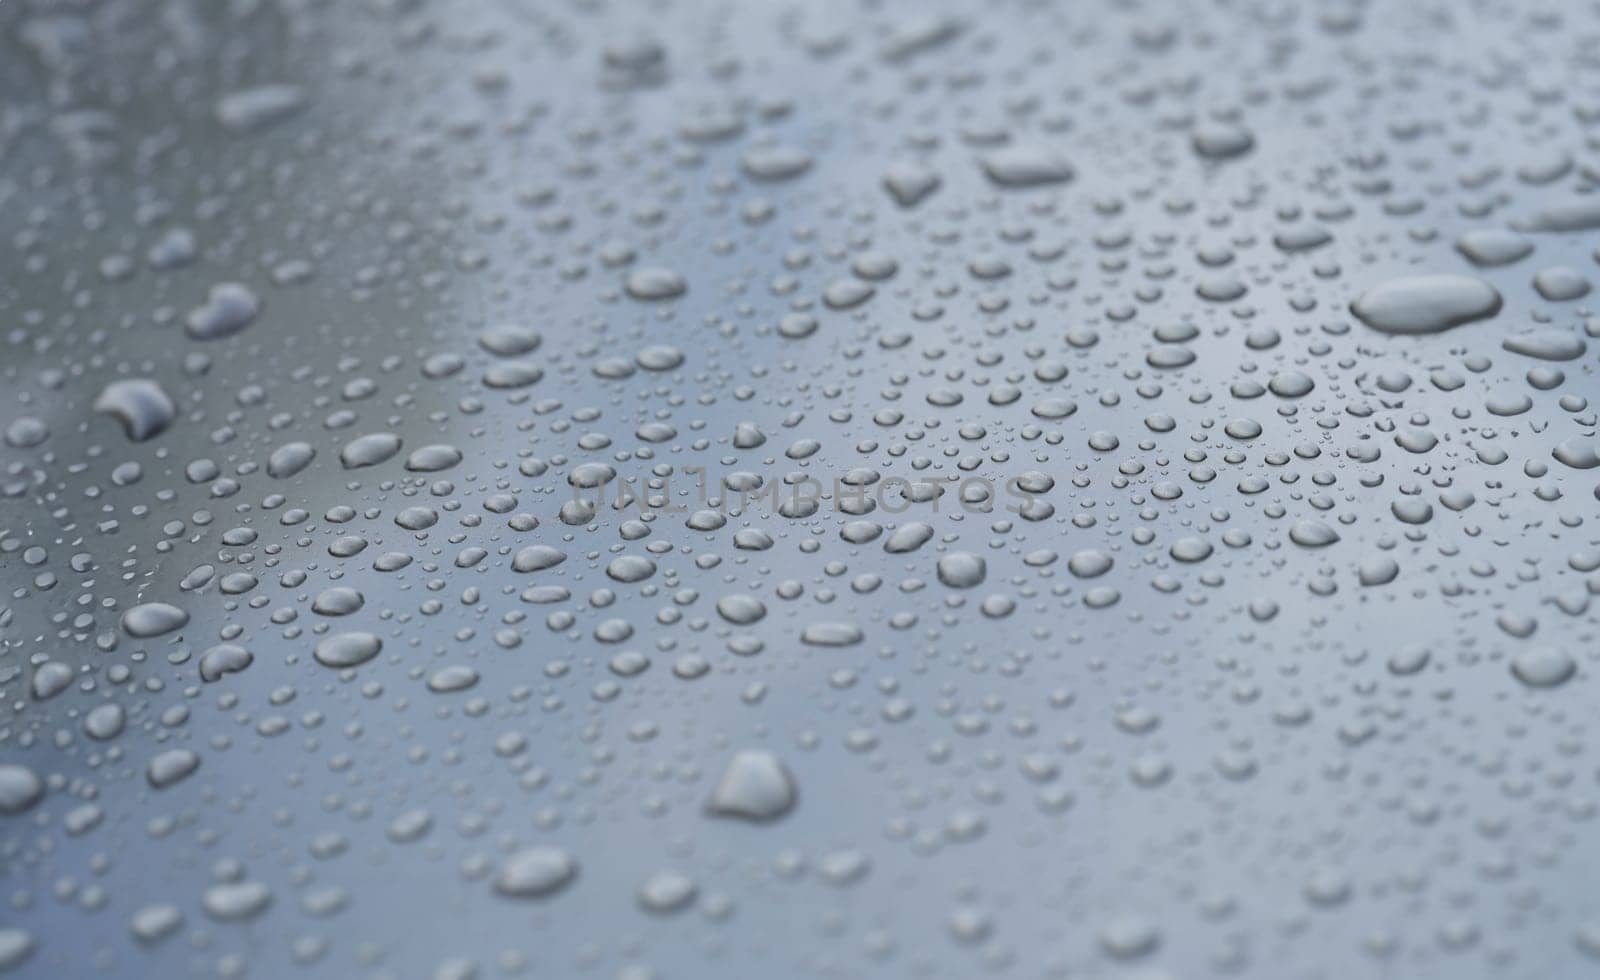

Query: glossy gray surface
left=3, top=1, right=1600, bottom=978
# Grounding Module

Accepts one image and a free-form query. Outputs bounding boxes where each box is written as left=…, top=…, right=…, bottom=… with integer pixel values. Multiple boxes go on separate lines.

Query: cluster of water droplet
left=2, top=1, right=1600, bottom=978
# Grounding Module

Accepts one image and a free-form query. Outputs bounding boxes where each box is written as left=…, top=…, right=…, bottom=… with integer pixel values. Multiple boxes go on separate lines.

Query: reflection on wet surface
left=3, top=1, right=1600, bottom=977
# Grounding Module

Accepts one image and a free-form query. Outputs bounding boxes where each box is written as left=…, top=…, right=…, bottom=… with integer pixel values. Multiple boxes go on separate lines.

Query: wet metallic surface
left=3, top=1, right=1600, bottom=978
